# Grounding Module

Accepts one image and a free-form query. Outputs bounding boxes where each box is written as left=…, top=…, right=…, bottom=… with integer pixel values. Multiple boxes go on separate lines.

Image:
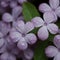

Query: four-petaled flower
left=10, top=20, right=37, bottom=50
left=31, top=12, right=58, bottom=41
left=39, top=0, right=60, bottom=22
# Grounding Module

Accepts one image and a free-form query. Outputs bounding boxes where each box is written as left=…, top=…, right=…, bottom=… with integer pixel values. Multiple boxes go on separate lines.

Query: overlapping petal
left=49, top=0, right=59, bottom=10
left=55, top=7, right=60, bottom=17
left=10, top=31, right=22, bottom=43
left=43, top=12, right=57, bottom=23
left=53, top=35, right=60, bottom=49
left=53, top=53, right=60, bottom=60
left=47, top=23, right=58, bottom=34
left=25, top=33, right=37, bottom=44
left=39, top=3, right=52, bottom=13
left=38, top=26, right=49, bottom=41
left=17, top=37, right=28, bottom=50
left=45, top=46, right=58, bottom=57
left=13, top=21, right=25, bottom=34
left=25, top=22, right=34, bottom=33
left=31, top=17, right=44, bottom=27
left=12, top=6, right=22, bottom=19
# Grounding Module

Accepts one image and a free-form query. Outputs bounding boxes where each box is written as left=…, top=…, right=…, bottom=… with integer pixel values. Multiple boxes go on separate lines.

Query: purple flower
left=10, top=20, right=37, bottom=50
left=0, top=21, right=11, bottom=36
left=45, top=34, right=60, bottom=60
left=2, top=13, right=14, bottom=22
left=39, top=0, right=60, bottom=22
left=31, top=12, right=58, bottom=41
left=45, top=46, right=58, bottom=57
left=0, top=52, right=16, bottom=60
left=53, top=35, right=60, bottom=49
left=17, top=0, right=27, bottom=4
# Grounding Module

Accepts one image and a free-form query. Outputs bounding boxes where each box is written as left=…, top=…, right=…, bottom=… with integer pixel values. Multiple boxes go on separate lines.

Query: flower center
left=44, top=22, right=47, bottom=26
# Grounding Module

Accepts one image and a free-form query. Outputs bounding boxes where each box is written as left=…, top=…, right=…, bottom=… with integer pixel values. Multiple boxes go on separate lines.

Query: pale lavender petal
left=45, top=46, right=58, bottom=57
left=12, top=6, right=22, bottom=19
left=0, top=38, right=5, bottom=48
left=13, top=21, right=25, bottom=34
left=8, top=53, right=16, bottom=60
left=18, top=0, right=27, bottom=4
left=1, top=52, right=16, bottom=60
left=31, top=17, right=44, bottom=27
left=0, top=21, right=11, bottom=36
left=51, top=11, right=58, bottom=22
left=1, top=1, right=8, bottom=8
left=47, top=23, right=58, bottom=34
left=10, top=1, right=17, bottom=8
left=49, top=0, right=59, bottom=10
left=24, top=48, right=34, bottom=60
left=55, top=7, right=60, bottom=17
left=5, top=36, right=16, bottom=50
left=43, top=12, right=57, bottom=23
left=0, top=52, right=9, bottom=60
left=53, top=53, right=60, bottom=60
left=39, top=3, right=52, bottom=13
left=25, top=33, right=37, bottom=45
left=10, top=31, right=22, bottom=43
left=2, top=13, right=14, bottom=22
left=17, top=37, right=28, bottom=50
left=38, top=26, right=49, bottom=41
left=53, top=35, right=60, bottom=49
left=0, top=44, right=7, bottom=53
left=25, top=22, right=34, bottom=33
left=0, top=32, right=3, bottom=38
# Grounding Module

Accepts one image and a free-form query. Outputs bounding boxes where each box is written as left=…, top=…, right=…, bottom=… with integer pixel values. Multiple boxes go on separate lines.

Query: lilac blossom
left=45, top=34, right=60, bottom=60
left=0, top=52, right=16, bottom=60
left=31, top=12, right=58, bottom=41
left=23, top=48, right=34, bottom=60
left=0, top=21, right=11, bottom=36
left=39, top=0, right=60, bottom=22
left=2, top=13, right=14, bottom=23
left=12, top=6, right=22, bottom=20
left=10, top=20, right=37, bottom=50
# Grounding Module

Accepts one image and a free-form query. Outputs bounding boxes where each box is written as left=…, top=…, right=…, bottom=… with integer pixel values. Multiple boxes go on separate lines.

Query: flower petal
left=24, top=48, right=34, bottom=60
left=13, top=21, right=25, bottom=34
left=18, top=0, right=27, bottom=4
left=2, top=13, right=14, bottom=22
left=53, top=53, right=60, bottom=60
left=45, top=46, right=58, bottom=57
left=49, top=0, right=59, bottom=10
left=0, top=21, right=11, bottom=36
left=31, top=17, right=44, bottom=27
left=0, top=38, right=5, bottom=48
left=25, top=33, right=37, bottom=45
left=47, top=23, right=58, bottom=34
left=12, top=6, right=22, bottom=19
left=39, top=3, right=52, bottom=13
left=10, top=31, right=22, bottom=43
left=38, top=26, right=49, bottom=41
left=43, top=12, right=57, bottom=23
left=53, top=35, right=60, bottom=49
left=0, top=32, right=3, bottom=38
left=55, top=7, right=60, bottom=17
left=17, top=37, right=28, bottom=50
left=25, top=22, right=34, bottom=33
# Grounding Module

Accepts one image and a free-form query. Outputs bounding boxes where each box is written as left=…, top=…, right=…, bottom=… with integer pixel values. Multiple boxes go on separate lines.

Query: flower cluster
left=45, top=34, right=60, bottom=60
left=38, top=0, right=60, bottom=60
left=0, top=0, right=35, bottom=60
left=0, top=0, right=60, bottom=60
